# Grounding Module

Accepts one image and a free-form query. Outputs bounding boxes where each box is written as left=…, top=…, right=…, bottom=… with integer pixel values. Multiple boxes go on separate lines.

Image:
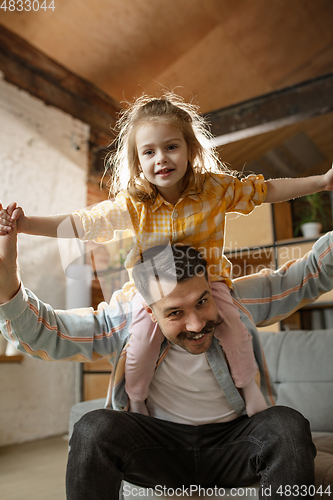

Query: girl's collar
left=151, top=191, right=200, bottom=211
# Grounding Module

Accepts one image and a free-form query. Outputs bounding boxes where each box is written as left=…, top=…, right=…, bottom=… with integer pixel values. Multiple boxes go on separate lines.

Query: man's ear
left=142, top=301, right=157, bottom=323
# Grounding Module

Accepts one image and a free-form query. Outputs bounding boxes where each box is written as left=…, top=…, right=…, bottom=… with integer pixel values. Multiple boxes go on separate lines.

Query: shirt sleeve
left=73, top=192, right=134, bottom=243
left=0, top=285, right=130, bottom=363
left=232, top=231, right=333, bottom=326
left=225, top=174, right=267, bottom=215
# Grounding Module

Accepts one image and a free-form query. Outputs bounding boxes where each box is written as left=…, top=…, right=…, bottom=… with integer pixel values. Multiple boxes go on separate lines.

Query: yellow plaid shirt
left=75, top=173, right=267, bottom=298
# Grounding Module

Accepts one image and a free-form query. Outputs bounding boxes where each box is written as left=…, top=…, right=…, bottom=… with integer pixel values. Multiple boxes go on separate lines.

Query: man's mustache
left=184, top=317, right=223, bottom=339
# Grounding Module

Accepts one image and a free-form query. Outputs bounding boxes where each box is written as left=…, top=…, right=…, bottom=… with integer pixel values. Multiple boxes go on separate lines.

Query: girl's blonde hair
left=106, top=92, right=230, bottom=202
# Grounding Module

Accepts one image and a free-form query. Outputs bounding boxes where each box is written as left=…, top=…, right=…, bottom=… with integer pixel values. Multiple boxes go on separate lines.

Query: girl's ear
left=187, top=144, right=194, bottom=163
left=142, top=302, right=157, bottom=323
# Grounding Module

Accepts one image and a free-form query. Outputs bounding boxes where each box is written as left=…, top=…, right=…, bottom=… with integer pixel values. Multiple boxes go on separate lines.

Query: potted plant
left=295, top=192, right=330, bottom=238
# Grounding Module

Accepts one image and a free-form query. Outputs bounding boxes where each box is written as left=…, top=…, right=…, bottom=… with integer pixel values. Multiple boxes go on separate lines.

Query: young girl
left=1, top=93, right=333, bottom=417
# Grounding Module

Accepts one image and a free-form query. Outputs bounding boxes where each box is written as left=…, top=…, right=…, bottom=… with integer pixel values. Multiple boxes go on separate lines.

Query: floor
left=0, top=435, right=69, bottom=500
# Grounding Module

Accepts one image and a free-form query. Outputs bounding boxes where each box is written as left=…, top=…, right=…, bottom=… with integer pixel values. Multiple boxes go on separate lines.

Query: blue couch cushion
left=260, top=330, right=333, bottom=432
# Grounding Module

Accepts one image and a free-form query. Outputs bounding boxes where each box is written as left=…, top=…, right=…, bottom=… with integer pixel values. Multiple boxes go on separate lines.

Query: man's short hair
left=132, top=244, right=208, bottom=305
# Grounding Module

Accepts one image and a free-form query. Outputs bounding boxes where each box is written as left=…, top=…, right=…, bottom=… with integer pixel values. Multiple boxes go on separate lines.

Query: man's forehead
left=147, top=277, right=179, bottom=305
left=150, top=273, right=209, bottom=310
left=136, top=245, right=178, bottom=305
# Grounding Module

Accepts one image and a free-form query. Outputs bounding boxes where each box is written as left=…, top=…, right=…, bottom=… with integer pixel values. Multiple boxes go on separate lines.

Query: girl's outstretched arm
left=264, top=167, right=333, bottom=203
left=0, top=202, right=84, bottom=238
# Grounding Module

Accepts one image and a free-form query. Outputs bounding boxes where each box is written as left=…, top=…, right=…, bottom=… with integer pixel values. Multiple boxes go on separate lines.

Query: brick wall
left=0, top=73, right=89, bottom=445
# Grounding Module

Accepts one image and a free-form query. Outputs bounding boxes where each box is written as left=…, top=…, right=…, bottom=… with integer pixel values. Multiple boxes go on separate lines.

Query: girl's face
left=135, top=121, right=189, bottom=204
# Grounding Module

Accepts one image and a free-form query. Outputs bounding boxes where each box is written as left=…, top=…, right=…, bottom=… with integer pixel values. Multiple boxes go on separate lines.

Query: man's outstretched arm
left=232, top=231, right=333, bottom=327
left=0, top=217, right=130, bottom=362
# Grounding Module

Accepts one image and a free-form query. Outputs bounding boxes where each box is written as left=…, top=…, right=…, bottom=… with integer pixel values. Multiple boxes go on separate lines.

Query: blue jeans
left=66, top=406, right=316, bottom=500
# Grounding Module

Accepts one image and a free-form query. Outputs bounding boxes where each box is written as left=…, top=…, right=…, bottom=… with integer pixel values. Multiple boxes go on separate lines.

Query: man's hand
left=0, top=203, right=21, bottom=304
left=0, top=202, right=27, bottom=235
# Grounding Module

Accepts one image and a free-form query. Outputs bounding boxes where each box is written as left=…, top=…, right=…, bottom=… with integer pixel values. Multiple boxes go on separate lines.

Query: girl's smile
left=136, top=122, right=189, bottom=204
left=155, top=167, right=175, bottom=177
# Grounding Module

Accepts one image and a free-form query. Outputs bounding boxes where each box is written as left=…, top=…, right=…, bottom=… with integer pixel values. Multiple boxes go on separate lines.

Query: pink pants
left=125, top=282, right=258, bottom=403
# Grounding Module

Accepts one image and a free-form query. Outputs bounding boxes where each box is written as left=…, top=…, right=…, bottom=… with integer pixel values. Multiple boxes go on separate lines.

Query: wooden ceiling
left=1, top=0, right=333, bottom=176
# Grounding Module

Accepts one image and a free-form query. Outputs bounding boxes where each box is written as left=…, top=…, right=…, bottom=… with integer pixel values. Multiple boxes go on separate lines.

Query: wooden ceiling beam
left=206, top=73, right=333, bottom=146
left=0, top=24, right=121, bottom=148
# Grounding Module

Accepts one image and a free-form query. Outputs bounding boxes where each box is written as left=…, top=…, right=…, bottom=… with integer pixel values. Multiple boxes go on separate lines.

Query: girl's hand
left=0, top=203, right=14, bottom=235
left=0, top=202, right=27, bottom=235
left=323, top=166, right=333, bottom=191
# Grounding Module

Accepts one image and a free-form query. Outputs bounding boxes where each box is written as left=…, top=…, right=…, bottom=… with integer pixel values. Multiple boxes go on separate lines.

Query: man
left=1, top=225, right=333, bottom=499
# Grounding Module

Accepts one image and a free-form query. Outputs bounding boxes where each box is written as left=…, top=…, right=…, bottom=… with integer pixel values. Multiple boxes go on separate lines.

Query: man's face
left=144, top=273, right=219, bottom=355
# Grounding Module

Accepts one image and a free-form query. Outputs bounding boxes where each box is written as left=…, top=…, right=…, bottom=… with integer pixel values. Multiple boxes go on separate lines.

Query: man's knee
left=71, top=409, right=119, bottom=446
left=266, top=405, right=310, bottom=431
left=263, top=406, right=314, bottom=451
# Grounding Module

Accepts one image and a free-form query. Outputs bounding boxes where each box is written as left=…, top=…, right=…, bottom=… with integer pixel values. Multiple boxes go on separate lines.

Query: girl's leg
left=211, top=281, right=267, bottom=416
left=126, top=292, right=164, bottom=415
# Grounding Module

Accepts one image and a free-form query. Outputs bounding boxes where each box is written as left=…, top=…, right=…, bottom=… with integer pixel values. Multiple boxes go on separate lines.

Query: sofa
left=69, top=329, right=333, bottom=499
